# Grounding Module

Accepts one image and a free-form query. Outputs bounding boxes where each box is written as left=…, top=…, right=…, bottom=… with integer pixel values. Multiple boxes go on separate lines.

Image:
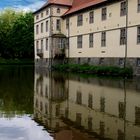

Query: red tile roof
left=64, top=0, right=107, bottom=16
left=42, top=0, right=72, bottom=8
left=34, top=0, right=107, bottom=15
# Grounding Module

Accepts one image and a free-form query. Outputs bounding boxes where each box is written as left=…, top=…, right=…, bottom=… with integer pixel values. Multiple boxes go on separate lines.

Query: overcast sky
left=0, top=0, right=46, bottom=12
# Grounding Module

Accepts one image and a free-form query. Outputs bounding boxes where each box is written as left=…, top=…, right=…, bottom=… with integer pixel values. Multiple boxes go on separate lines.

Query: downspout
left=68, top=17, right=70, bottom=65
left=124, top=0, right=128, bottom=69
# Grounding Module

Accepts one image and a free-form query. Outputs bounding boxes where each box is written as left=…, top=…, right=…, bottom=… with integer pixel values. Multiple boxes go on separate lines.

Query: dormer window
left=57, top=8, right=60, bottom=13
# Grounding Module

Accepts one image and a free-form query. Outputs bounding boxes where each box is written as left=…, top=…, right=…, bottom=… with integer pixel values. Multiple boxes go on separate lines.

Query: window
left=100, top=121, right=105, bottom=137
left=41, top=23, right=43, bottom=33
left=88, top=117, right=92, bottom=130
left=88, top=94, right=93, bottom=108
left=76, top=113, right=82, bottom=126
left=36, top=15, right=39, bottom=20
left=118, top=130, right=125, bottom=140
left=102, top=7, right=107, bottom=21
left=137, top=58, right=140, bottom=66
left=120, top=28, right=126, bottom=45
left=56, top=105, right=60, bottom=116
left=36, top=41, right=39, bottom=50
left=46, top=21, right=48, bottom=32
left=57, top=8, right=60, bottom=13
left=76, top=91, right=82, bottom=104
left=118, top=102, right=125, bottom=119
left=101, top=32, right=106, bottom=46
left=77, top=14, right=83, bottom=26
left=120, top=1, right=126, bottom=16
left=135, top=106, right=140, bottom=125
left=41, top=40, right=43, bottom=50
left=77, top=35, right=82, bottom=48
left=137, top=26, right=140, bottom=44
left=119, top=58, right=124, bottom=66
left=99, top=58, right=104, bottom=65
left=46, top=9, right=49, bottom=15
left=66, top=18, right=69, bottom=29
left=78, top=58, right=81, bottom=64
left=138, top=0, right=140, bottom=12
left=56, top=19, right=61, bottom=31
left=100, top=97, right=105, bottom=112
left=89, top=33, right=94, bottom=48
left=36, top=25, right=39, bottom=34
left=41, top=12, right=43, bottom=18
left=46, top=38, right=48, bottom=50
left=89, top=11, right=94, bottom=23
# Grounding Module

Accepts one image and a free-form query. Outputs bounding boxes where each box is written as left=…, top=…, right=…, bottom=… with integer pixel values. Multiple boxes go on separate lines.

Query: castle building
left=34, top=0, right=140, bottom=75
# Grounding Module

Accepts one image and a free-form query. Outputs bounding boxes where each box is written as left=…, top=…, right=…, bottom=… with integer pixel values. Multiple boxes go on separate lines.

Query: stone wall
left=35, top=57, right=140, bottom=76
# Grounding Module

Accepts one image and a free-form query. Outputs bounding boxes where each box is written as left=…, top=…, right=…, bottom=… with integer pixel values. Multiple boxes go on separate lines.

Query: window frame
left=102, top=7, right=107, bottom=21
left=137, top=26, right=140, bottom=44
left=41, top=23, right=43, bottom=33
left=120, top=28, right=126, bottom=45
left=77, top=35, right=82, bottom=48
left=77, top=14, right=83, bottom=26
left=89, top=33, right=94, bottom=48
left=120, top=1, right=126, bottom=16
left=89, top=11, right=94, bottom=24
left=56, top=19, right=61, bottom=31
left=101, top=32, right=106, bottom=47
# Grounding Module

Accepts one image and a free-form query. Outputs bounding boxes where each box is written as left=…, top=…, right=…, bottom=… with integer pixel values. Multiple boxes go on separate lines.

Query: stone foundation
left=35, top=57, right=140, bottom=76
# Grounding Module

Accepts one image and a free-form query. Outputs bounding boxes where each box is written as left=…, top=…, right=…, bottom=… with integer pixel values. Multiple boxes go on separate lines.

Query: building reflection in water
left=34, top=68, right=140, bottom=140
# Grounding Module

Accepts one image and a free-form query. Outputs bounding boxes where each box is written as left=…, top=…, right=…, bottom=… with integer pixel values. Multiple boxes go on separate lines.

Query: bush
left=53, top=64, right=133, bottom=77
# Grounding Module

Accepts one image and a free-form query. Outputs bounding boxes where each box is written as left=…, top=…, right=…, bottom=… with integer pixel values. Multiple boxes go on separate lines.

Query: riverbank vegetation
left=53, top=64, right=133, bottom=77
left=0, top=9, right=34, bottom=61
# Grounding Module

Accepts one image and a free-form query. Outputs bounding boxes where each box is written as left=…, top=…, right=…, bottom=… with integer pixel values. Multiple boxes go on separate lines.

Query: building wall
left=34, top=0, right=140, bottom=74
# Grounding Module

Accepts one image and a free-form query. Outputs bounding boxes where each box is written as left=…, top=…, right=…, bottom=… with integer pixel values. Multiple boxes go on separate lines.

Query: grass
left=0, top=58, right=34, bottom=65
left=53, top=64, right=133, bottom=78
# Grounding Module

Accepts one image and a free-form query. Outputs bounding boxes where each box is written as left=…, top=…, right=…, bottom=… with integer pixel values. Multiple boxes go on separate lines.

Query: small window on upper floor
left=57, top=8, right=60, bottom=13
left=36, top=15, right=39, bottom=20
left=66, top=18, right=69, bottom=29
left=46, top=9, right=49, bottom=15
left=120, top=1, right=126, bottom=16
left=89, top=11, right=94, bottom=23
left=36, top=25, right=39, bottom=34
left=77, top=14, right=83, bottom=26
left=102, top=7, right=107, bottom=21
left=41, top=12, right=44, bottom=18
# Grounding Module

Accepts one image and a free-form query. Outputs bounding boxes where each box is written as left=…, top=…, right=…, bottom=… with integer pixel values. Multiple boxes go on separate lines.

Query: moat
left=0, top=66, right=140, bottom=140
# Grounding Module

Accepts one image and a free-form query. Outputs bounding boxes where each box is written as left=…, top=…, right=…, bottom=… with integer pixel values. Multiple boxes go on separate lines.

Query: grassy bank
left=53, top=64, right=133, bottom=77
left=0, top=58, right=34, bottom=65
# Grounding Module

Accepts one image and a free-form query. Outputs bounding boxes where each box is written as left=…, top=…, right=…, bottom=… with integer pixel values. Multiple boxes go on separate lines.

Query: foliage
left=53, top=64, right=133, bottom=77
left=0, top=9, right=34, bottom=59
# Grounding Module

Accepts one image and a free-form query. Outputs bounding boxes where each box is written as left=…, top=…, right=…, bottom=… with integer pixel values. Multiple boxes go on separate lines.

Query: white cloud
left=13, top=1, right=46, bottom=12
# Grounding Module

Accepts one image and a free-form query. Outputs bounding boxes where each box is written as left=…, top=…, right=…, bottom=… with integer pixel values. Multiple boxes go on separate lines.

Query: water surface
left=0, top=66, right=140, bottom=140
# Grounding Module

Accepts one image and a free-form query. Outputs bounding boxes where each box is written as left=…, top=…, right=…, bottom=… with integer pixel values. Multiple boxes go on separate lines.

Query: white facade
left=34, top=0, right=140, bottom=74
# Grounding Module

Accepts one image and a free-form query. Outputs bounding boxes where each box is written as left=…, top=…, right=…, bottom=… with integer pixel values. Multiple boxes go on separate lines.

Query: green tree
left=0, top=9, right=34, bottom=59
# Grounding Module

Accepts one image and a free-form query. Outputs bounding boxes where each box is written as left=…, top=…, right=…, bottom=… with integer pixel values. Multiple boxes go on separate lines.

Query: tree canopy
left=0, top=9, right=34, bottom=59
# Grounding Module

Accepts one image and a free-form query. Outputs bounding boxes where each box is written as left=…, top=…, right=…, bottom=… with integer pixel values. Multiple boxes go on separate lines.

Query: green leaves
left=0, top=9, right=34, bottom=59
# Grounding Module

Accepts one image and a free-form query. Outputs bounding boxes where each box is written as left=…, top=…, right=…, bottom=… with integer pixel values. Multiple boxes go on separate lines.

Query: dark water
left=0, top=66, right=140, bottom=140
